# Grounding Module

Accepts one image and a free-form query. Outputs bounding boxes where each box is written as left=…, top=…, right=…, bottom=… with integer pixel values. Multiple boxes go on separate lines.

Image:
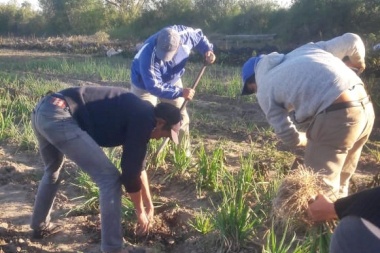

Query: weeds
left=146, top=139, right=169, bottom=169
left=189, top=209, right=214, bottom=234
left=0, top=110, right=15, bottom=141
left=166, top=142, right=192, bottom=179
left=213, top=168, right=260, bottom=251
left=68, top=170, right=100, bottom=215
left=365, top=144, right=380, bottom=163
left=19, top=57, right=130, bottom=82
left=263, top=220, right=299, bottom=253
left=309, top=222, right=333, bottom=253
left=196, top=143, right=225, bottom=193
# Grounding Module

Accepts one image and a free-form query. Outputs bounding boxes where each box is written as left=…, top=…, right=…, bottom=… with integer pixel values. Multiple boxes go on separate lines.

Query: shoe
left=32, top=223, right=63, bottom=239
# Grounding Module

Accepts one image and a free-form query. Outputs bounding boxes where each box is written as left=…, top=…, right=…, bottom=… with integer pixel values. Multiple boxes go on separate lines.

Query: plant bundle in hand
left=272, top=166, right=324, bottom=232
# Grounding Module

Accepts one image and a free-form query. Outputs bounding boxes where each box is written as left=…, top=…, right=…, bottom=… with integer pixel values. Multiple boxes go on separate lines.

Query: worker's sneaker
left=32, top=223, right=63, bottom=239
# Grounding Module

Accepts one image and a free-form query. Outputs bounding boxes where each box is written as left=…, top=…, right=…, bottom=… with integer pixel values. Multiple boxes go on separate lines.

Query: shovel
left=154, top=64, right=208, bottom=158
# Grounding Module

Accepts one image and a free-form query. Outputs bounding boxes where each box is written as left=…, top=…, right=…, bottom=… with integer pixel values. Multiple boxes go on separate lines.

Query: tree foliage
left=0, top=2, right=44, bottom=35
left=0, top=0, right=378, bottom=47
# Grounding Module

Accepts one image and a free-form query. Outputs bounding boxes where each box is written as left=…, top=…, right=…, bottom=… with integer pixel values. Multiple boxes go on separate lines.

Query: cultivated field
left=0, top=49, right=379, bottom=253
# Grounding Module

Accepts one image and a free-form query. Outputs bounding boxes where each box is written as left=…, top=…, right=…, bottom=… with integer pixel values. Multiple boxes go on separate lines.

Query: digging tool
left=154, top=64, right=208, bottom=158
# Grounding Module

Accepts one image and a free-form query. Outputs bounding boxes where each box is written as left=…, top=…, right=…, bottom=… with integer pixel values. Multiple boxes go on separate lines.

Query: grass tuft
left=272, top=166, right=323, bottom=232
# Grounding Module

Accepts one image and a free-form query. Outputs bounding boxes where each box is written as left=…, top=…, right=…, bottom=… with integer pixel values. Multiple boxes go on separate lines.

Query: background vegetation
left=0, top=0, right=380, bottom=252
left=1, top=0, right=379, bottom=73
left=0, top=0, right=379, bottom=45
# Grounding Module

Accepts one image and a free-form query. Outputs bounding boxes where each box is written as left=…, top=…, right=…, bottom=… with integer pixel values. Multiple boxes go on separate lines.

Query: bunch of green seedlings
left=167, top=139, right=192, bottom=179
left=196, top=142, right=226, bottom=194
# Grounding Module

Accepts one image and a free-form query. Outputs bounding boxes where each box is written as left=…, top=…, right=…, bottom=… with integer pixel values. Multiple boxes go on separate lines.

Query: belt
left=49, top=93, right=68, bottom=109
left=320, top=96, right=371, bottom=114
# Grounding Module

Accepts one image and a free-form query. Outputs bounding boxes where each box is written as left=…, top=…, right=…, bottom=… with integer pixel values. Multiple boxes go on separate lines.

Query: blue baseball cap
left=241, top=56, right=263, bottom=95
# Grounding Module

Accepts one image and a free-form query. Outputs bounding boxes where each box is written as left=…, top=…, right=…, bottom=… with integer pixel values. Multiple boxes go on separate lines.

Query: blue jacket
left=131, top=25, right=213, bottom=99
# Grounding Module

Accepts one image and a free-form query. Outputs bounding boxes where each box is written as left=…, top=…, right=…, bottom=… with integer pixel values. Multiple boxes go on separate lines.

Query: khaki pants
left=305, top=102, right=375, bottom=200
left=130, top=80, right=190, bottom=153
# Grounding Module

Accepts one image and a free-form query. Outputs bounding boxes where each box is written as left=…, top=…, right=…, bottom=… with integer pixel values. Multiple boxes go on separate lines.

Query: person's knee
left=42, top=172, right=61, bottom=184
left=42, top=164, right=63, bottom=184
left=94, top=170, right=121, bottom=190
left=330, top=216, right=378, bottom=253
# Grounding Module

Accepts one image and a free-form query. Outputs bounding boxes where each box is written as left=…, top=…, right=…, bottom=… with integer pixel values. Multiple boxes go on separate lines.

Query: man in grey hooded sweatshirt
left=241, top=33, right=375, bottom=200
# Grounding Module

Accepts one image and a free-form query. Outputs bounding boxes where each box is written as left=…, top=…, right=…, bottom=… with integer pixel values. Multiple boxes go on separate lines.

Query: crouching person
left=30, top=86, right=181, bottom=253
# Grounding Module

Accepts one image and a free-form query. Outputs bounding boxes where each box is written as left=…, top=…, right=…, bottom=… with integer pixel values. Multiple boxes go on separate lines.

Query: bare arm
left=129, top=191, right=149, bottom=235
left=140, top=170, right=154, bottom=220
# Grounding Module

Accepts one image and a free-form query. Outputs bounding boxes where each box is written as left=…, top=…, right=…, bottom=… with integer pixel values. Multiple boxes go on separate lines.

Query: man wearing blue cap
left=241, top=33, right=374, bottom=200
left=131, top=25, right=216, bottom=156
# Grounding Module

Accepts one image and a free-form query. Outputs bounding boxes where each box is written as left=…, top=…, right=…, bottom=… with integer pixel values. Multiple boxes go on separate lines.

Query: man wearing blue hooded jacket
left=241, top=33, right=374, bottom=200
left=131, top=25, right=216, bottom=155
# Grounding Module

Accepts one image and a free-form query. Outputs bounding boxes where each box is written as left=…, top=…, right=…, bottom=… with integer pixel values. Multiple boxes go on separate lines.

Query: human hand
left=307, top=193, right=337, bottom=222
left=205, top=51, right=216, bottom=64
left=135, top=210, right=150, bottom=235
left=297, top=132, right=308, bottom=147
left=344, top=58, right=365, bottom=75
left=182, top=88, right=195, bottom=100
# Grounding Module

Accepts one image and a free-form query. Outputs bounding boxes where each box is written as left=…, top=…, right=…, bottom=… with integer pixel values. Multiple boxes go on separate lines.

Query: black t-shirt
left=60, top=86, right=155, bottom=193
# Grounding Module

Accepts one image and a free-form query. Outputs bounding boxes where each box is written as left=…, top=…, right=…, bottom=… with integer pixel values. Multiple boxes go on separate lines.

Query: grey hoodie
left=255, top=33, right=365, bottom=146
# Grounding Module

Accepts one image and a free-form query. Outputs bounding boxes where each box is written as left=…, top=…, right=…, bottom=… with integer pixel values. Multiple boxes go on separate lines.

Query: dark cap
left=154, top=103, right=182, bottom=144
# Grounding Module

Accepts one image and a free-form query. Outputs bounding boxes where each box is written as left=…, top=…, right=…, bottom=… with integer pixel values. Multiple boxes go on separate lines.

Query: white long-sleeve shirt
left=255, top=33, right=365, bottom=146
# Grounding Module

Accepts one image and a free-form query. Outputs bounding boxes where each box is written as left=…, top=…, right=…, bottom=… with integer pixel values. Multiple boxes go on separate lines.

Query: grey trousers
left=130, top=80, right=190, bottom=153
left=305, top=102, right=375, bottom=200
left=31, top=95, right=123, bottom=253
left=330, top=216, right=380, bottom=253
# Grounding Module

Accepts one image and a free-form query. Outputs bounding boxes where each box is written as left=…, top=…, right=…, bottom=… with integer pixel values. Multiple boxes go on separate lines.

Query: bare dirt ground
left=1, top=50, right=379, bottom=253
